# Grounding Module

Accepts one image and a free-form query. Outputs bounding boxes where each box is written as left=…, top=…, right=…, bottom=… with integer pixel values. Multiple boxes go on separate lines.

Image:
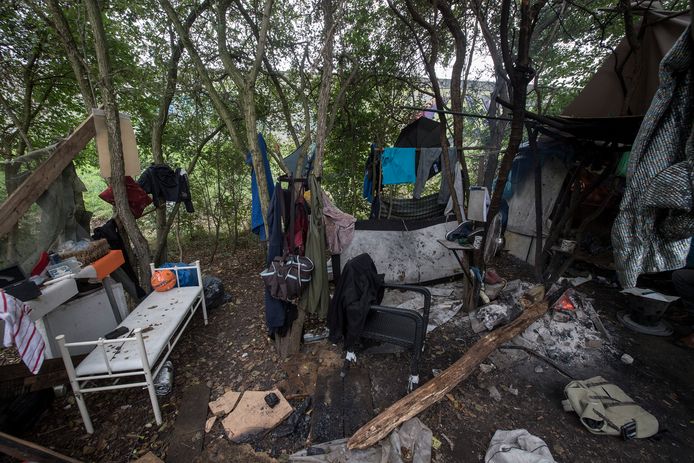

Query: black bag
left=261, top=254, right=314, bottom=301
left=261, top=178, right=313, bottom=301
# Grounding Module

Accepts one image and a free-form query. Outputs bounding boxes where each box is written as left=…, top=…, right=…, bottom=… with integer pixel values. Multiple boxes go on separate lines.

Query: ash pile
left=472, top=280, right=613, bottom=365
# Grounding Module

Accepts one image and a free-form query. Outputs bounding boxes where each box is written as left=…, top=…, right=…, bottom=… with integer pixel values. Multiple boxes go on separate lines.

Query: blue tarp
left=246, top=133, right=274, bottom=241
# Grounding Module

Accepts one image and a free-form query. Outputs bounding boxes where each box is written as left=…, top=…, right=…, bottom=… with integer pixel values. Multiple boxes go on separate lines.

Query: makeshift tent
left=503, top=6, right=690, bottom=270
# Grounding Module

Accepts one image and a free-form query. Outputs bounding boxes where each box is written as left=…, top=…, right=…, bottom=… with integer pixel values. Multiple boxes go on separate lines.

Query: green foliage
left=0, top=0, right=665, bottom=250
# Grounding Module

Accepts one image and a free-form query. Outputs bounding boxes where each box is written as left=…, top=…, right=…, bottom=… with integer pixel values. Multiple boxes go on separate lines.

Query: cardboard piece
left=208, top=390, right=241, bottom=417
left=221, top=389, right=293, bottom=442
left=93, top=109, right=141, bottom=179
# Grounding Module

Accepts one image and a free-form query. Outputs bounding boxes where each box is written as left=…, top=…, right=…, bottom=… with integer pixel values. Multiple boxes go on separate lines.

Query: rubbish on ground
left=620, top=353, right=634, bottom=365
left=272, top=397, right=311, bottom=438
left=487, top=385, right=502, bottom=402
left=290, top=418, right=432, bottom=463
left=431, top=435, right=442, bottom=450
left=476, top=303, right=523, bottom=331
left=153, top=361, right=174, bottom=396
left=484, top=268, right=503, bottom=285
left=562, top=376, right=659, bottom=439
left=440, top=432, right=454, bottom=451
left=348, top=296, right=548, bottom=450
left=432, top=368, right=442, bottom=377
left=264, top=392, right=280, bottom=408
left=304, top=328, right=330, bottom=343
left=222, top=389, right=293, bottom=442
left=205, top=416, right=216, bottom=433
left=208, top=390, right=241, bottom=416
left=558, top=275, right=592, bottom=287
left=202, top=275, right=232, bottom=309
left=504, top=385, right=519, bottom=396
left=479, top=363, right=495, bottom=374
left=485, top=282, right=506, bottom=301
left=534, top=365, right=543, bottom=373
left=484, top=429, right=556, bottom=463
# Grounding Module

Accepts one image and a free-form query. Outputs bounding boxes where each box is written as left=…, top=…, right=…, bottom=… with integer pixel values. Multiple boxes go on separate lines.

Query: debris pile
left=473, top=281, right=612, bottom=365
left=514, top=287, right=610, bottom=364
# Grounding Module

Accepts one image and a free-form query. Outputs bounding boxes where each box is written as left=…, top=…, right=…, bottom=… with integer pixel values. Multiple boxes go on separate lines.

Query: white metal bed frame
left=56, top=261, right=207, bottom=434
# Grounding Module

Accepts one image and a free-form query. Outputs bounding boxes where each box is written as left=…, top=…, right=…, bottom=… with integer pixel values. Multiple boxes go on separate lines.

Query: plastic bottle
left=154, top=361, right=174, bottom=396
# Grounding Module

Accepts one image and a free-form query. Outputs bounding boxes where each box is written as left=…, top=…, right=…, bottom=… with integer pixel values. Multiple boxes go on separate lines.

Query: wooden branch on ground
left=348, top=297, right=549, bottom=450
left=0, top=431, right=82, bottom=463
left=0, top=114, right=95, bottom=239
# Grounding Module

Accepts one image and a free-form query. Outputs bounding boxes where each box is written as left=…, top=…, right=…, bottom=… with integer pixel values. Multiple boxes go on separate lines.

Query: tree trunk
left=313, top=0, right=335, bottom=178
left=84, top=0, right=152, bottom=284
left=484, top=0, right=543, bottom=267
left=435, top=0, right=470, bottom=193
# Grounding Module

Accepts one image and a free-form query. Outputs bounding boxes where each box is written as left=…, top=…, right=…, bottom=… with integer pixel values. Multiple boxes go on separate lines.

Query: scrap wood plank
left=347, top=299, right=549, bottom=449
left=166, top=383, right=210, bottom=463
left=221, top=390, right=293, bottom=443
left=309, top=365, right=344, bottom=443
left=342, top=366, right=374, bottom=437
left=0, top=431, right=81, bottom=463
left=0, top=114, right=95, bottom=239
left=0, top=355, right=86, bottom=399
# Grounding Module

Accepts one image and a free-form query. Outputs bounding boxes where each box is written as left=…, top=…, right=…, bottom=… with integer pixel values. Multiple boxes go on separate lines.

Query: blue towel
left=246, top=133, right=274, bottom=241
left=381, top=147, right=416, bottom=185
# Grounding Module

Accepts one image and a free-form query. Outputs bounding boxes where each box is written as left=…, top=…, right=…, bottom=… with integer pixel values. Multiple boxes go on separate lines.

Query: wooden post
left=0, top=115, right=95, bottom=239
left=348, top=298, right=548, bottom=450
left=527, top=125, right=543, bottom=281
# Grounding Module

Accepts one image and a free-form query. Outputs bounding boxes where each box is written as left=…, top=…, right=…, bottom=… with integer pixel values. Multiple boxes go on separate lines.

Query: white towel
left=0, top=291, right=45, bottom=374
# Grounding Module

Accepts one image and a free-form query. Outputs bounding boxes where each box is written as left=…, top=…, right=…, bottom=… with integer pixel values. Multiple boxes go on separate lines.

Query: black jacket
left=328, top=253, right=384, bottom=349
left=138, top=164, right=194, bottom=213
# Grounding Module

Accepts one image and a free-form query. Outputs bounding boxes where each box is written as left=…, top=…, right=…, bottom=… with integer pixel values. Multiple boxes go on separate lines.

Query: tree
left=84, top=0, right=152, bottom=281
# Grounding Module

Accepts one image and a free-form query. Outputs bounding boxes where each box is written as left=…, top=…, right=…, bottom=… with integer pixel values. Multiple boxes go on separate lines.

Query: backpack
left=562, top=376, right=658, bottom=439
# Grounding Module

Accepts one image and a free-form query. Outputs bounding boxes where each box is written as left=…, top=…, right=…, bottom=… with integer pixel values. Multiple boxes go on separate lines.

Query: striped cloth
left=1, top=291, right=45, bottom=374
left=612, top=26, right=694, bottom=288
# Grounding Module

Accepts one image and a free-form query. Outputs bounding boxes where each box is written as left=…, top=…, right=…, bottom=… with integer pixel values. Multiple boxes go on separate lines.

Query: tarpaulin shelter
left=503, top=4, right=690, bottom=270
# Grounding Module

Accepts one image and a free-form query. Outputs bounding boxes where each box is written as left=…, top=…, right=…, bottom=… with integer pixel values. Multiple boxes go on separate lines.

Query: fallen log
left=348, top=298, right=549, bottom=449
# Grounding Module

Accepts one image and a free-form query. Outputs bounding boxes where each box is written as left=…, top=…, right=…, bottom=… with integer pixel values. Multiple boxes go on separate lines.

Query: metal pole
left=56, top=335, right=94, bottom=434
left=134, top=328, right=162, bottom=425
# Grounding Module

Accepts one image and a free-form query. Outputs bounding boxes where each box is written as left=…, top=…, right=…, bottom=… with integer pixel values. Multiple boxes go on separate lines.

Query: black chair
left=360, top=284, right=431, bottom=392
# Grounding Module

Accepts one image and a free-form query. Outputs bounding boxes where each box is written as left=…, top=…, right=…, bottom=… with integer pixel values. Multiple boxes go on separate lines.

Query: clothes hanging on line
left=437, top=149, right=461, bottom=205
left=98, top=176, right=152, bottom=219
left=321, top=191, right=356, bottom=255
left=381, top=147, right=416, bottom=185
left=299, top=175, right=330, bottom=318
left=445, top=161, right=466, bottom=220
left=264, top=182, right=292, bottom=336
left=137, top=164, right=194, bottom=213
left=414, top=147, right=457, bottom=200
left=247, top=133, right=274, bottom=241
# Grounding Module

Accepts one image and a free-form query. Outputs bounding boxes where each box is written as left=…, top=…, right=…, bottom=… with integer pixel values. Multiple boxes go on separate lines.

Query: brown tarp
left=562, top=8, right=689, bottom=118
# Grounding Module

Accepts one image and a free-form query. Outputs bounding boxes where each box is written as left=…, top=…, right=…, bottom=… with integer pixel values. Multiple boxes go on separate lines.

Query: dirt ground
left=3, top=243, right=694, bottom=462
